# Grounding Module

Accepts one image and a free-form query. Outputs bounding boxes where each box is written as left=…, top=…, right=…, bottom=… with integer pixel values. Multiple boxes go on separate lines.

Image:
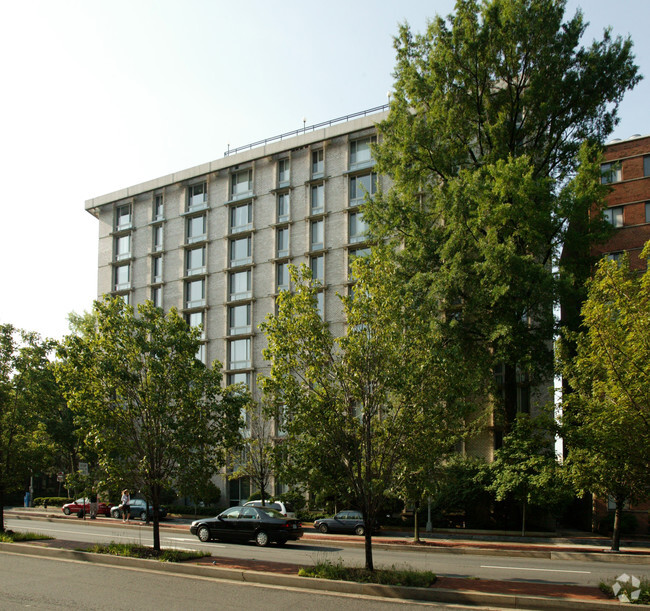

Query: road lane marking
left=481, top=565, right=591, bottom=574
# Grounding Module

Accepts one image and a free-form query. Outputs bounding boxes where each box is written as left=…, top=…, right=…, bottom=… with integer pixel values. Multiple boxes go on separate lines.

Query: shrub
left=166, top=503, right=223, bottom=517
left=299, top=558, right=436, bottom=588
left=0, top=530, right=53, bottom=542
left=597, top=512, right=639, bottom=535
left=33, top=497, right=72, bottom=508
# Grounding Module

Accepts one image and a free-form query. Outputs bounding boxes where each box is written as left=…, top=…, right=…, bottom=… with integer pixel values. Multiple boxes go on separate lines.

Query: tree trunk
left=0, top=487, right=5, bottom=532
left=152, top=483, right=161, bottom=551
left=364, top=531, right=374, bottom=572
left=611, top=496, right=624, bottom=552
left=521, top=499, right=526, bottom=537
left=413, top=499, right=420, bottom=543
left=503, top=363, right=518, bottom=431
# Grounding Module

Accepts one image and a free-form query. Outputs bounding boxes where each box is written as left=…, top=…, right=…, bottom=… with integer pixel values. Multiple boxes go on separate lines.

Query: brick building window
left=601, top=162, right=621, bottom=184
left=604, top=206, right=624, bottom=228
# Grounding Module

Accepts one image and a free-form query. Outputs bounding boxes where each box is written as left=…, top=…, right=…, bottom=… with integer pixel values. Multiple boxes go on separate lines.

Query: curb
left=0, top=542, right=623, bottom=610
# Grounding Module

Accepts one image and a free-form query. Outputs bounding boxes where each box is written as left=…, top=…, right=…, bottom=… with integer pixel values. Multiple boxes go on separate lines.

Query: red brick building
left=590, top=134, right=650, bottom=535
left=594, top=134, right=650, bottom=269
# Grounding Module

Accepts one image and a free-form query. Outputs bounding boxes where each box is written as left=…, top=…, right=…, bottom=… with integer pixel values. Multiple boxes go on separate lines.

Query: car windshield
left=257, top=507, right=285, bottom=519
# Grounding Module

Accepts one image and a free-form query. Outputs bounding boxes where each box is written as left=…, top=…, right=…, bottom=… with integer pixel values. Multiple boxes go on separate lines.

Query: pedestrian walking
left=120, top=489, right=131, bottom=523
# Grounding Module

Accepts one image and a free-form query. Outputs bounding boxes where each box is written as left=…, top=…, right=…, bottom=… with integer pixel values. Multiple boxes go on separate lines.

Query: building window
left=186, top=310, right=205, bottom=339
left=230, top=202, right=252, bottom=233
left=315, top=291, right=324, bottom=319
left=350, top=136, right=376, bottom=170
left=152, top=255, right=162, bottom=283
left=229, top=338, right=251, bottom=369
left=604, top=206, right=624, bottom=227
left=348, top=211, right=368, bottom=244
left=310, top=255, right=324, bottom=282
left=114, top=234, right=131, bottom=261
left=186, top=246, right=206, bottom=276
left=644, top=156, right=650, bottom=177
left=277, top=261, right=290, bottom=291
left=115, top=204, right=132, bottom=231
left=185, top=279, right=206, bottom=308
left=153, top=194, right=164, bottom=221
left=151, top=286, right=162, bottom=308
left=228, top=372, right=250, bottom=388
left=186, top=214, right=207, bottom=244
left=278, top=158, right=290, bottom=186
left=277, top=193, right=290, bottom=222
left=229, top=303, right=252, bottom=335
left=311, top=184, right=324, bottom=214
left=276, top=227, right=289, bottom=258
left=152, top=224, right=163, bottom=252
left=114, top=264, right=130, bottom=291
left=349, top=248, right=371, bottom=281
left=601, top=162, right=622, bottom=184
left=312, top=149, right=324, bottom=178
left=349, top=173, right=377, bottom=207
left=606, top=251, right=623, bottom=264
left=311, top=219, right=324, bottom=250
left=195, top=343, right=206, bottom=364
left=231, top=169, right=252, bottom=200
left=188, top=182, right=207, bottom=210
left=646, top=202, right=650, bottom=223
left=230, top=236, right=252, bottom=267
left=229, top=270, right=251, bottom=301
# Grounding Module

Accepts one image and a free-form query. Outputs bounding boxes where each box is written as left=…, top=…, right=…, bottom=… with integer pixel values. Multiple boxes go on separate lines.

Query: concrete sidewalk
left=4, top=506, right=648, bottom=609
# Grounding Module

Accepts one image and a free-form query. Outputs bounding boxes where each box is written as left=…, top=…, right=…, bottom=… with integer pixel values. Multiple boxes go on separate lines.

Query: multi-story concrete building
left=595, top=134, right=650, bottom=269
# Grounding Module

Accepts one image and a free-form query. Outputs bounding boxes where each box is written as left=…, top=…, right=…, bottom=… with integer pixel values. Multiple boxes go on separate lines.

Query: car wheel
left=197, top=525, right=211, bottom=542
left=355, top=525, right=365, bottom=536
left=318, top=523, right=329, bottom=534
left=111, top=509, right=120, bottom=519
left=63, top=507, right=71, bottom=515
left=140, top=511, right=147, bottom=521
left=255, top=530, right=270, bottom=547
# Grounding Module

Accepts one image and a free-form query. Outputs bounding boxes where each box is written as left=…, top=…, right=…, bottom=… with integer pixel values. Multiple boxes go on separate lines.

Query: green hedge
left=33, top=497, right=72, bottom=508
left=166, top=504, right=224, bottom=517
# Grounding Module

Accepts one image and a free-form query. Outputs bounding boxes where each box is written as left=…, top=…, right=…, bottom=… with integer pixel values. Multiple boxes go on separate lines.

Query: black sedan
left=313, top=510, right=377, bottom=535
left=110, top=498, right=167, bottom=521
left=190, top=505, right=303, bottom=547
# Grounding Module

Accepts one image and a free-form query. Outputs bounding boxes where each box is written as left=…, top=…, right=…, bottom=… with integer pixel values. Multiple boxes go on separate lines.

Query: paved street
left=1, top=553, right=471, bottom=610
left=6, top=516, right=649, bottom=589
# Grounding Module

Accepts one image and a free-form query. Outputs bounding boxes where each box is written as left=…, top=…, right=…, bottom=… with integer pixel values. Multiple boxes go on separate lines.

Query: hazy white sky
left=1, top=0, right=648, bottom=340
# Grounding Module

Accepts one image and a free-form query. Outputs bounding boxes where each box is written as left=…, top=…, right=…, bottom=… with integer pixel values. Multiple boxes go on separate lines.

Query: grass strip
left=0, top=530, right=53, bottom=543
left=87, top=542, right=209, bottom=563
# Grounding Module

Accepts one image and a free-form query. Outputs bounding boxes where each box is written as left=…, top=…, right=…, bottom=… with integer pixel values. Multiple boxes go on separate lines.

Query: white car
left=243, top=499, right=296, bottom=519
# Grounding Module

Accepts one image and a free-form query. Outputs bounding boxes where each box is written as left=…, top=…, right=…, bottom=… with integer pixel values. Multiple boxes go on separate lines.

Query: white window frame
left=114, top=264, right=131, bottom=291
left=229, top=338, right=251, bottom=370
left=115, top=234, right=131, bottom=261
left=231, top=169, right=253, bottom=200
left=229, top=303, right=252, bottom=335
left=185, top=279, right=206, bottom=308
left=151, top=286, right=162, bottom=308
left=311, top=149, right=324, bottom=178
left=349, top=173, right=377, bottom=207
left=153, top=194, right=164, bottom=221
left=349, top=136, right=376, bottom=170
left=186, top=214, right=207, bottom=244
left=311, top=219, right=324, bottom=250
left=115, top=204, right=132, bottom=231
left=153, top=224, right=163, bottom=252
left=311, top=183, right=324, bottom=214
left=277, top=192, right=290, bottom=222
left=277, top=227, right=289, bottom=258
left=230, top=202, right=252, bottom=233
left=186, top=246, right=206, bottom=276
left=348, top=211, right=368, bottom=244
left=276, top=261, right=290, bottom=291
left=152, top=255, right=162, bottom=283
left=188, top=182, right=207, bottom=210
left=186, top=310, right=205, bottom=340
left=604, top=206, right=624, bottom=228
left=278, top=158, right=290, bottom=186
left=230, top=236, right=252, bottom=267
left=310, top=255, right=324, bottom=282
left=229, top=270, right=252, bottom=301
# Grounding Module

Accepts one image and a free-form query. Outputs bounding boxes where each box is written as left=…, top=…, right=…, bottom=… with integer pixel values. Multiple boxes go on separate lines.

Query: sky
left=1, top=0, right=649, bottom=341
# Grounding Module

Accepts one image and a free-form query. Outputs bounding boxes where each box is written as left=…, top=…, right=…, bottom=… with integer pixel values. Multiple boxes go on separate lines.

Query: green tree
left=56, top=298, right=246, bottom=550
left=367, top=0, right=640, bottom=429
left=0, top=325, right=53, bottom=531
left=260, top=252, right=477, bottom=570
left=560, top=246, right=650, bottom=551
left=230, top=400, right=276, bottom=507
left=488, top=411, right=568, bottom=535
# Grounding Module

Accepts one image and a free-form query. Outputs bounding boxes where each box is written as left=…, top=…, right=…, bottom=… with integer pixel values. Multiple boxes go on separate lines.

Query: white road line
left=481, top=565, right=591, bottom=574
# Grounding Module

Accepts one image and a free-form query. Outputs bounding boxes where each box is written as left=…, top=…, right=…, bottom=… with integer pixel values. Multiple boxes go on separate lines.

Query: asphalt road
left=6, top=517, right=649, bottom=589
left=0, top=553, right=468, bottom=610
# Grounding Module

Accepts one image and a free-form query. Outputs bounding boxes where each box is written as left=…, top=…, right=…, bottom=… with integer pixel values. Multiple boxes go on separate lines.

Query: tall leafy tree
left=0, top=325, right=53, bottom=531
left=560, top=246, right=650, bottom=551
left=261, top=252, right=478, bottom=570
left=367, top=0, right=640, bottom=428
left=56, top=298, right=245, bottom=550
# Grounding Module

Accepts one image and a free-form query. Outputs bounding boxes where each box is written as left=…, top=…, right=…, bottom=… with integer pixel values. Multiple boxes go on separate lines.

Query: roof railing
left=224, top=104, right=389, bottom=157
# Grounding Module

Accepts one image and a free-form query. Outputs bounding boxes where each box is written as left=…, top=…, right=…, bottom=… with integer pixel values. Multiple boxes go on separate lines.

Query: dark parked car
left=313, top=510, right=378, bottom=535
left=190, top=505, right=303, bottom=547
left=62, top=498, right=112, bottom=517
left=110, top=498, right=167, bottom=521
